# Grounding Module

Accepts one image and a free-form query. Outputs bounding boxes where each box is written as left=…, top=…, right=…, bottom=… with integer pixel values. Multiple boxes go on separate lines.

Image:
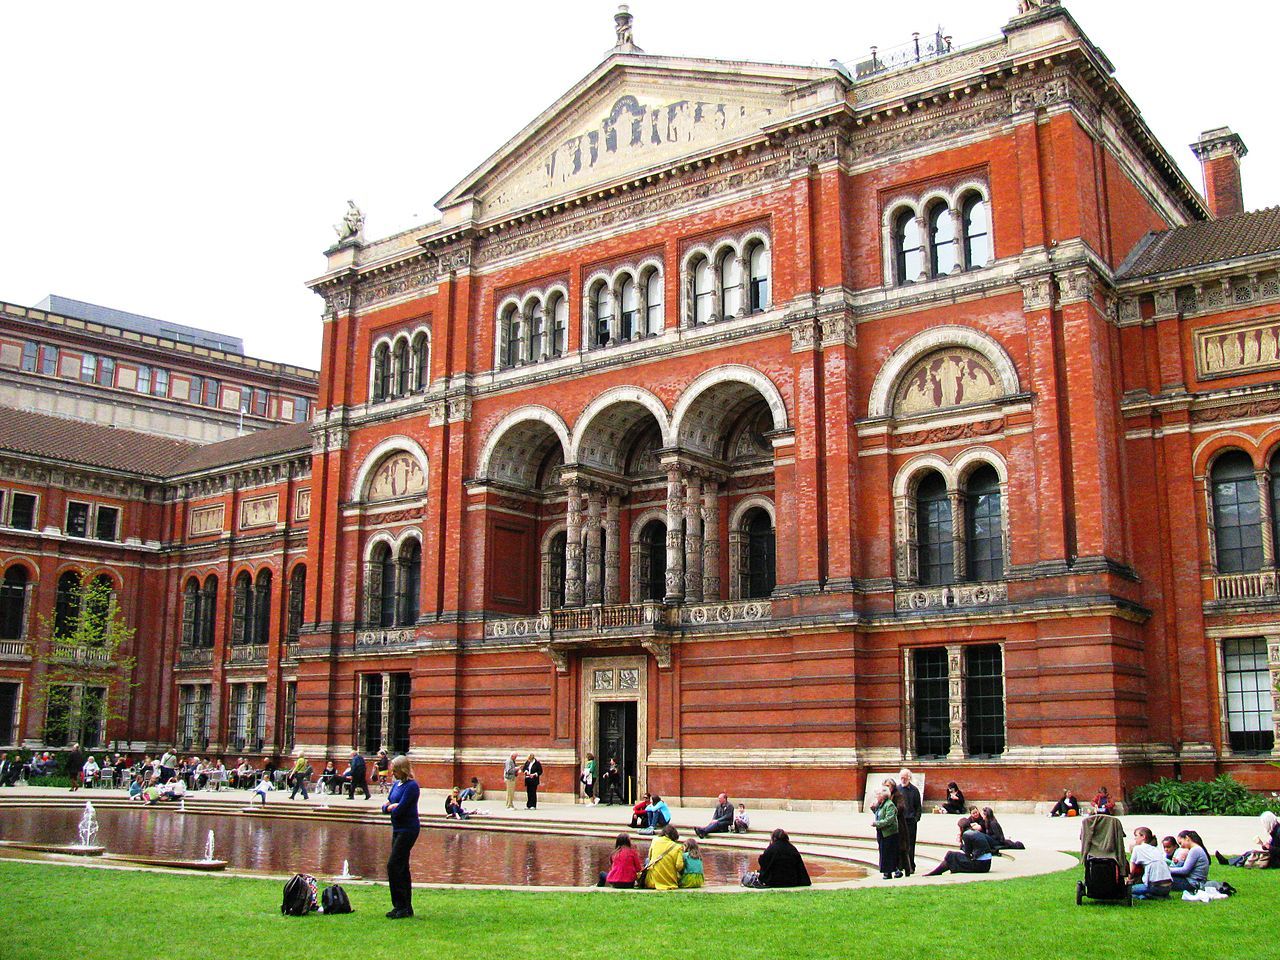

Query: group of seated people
left=628, top=792, right=749, bottom=837
left=597, top=824, right=805, bottom=890
left=1127, top=826, right=1214, bottom=899
left=315, top=750, right=391, bottom=797
left=1216, top=811, right=1280, bottom=869
left=0, top=750, right=59, bottom=785
left=443, top=782, right=488, bottom=819
left=923, top=807, right=1025, bottom=877
left=1049, top=785, right=1115, bottom=817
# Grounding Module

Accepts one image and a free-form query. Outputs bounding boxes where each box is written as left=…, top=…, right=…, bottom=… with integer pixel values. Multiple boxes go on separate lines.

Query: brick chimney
left=1191, top=127, right=1248, bottom=219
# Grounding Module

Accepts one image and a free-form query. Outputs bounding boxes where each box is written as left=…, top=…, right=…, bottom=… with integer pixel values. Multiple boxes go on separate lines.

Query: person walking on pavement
left=289, top=753, right=311, bottom=800
left=346, top=749, right=370, bottom=800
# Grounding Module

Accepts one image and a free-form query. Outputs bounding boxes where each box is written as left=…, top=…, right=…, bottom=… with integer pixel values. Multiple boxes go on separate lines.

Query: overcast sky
left=4, top=1, right=1275, bottom=370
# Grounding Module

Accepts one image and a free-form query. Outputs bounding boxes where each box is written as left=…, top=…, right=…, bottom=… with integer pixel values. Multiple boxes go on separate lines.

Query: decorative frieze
left=678, top=599, right=772, bottom=624
left=897, top=418, right=1004, bottom=448
left=1195, top=316, right=1280, bottom=380
left=188, top=504, right=224, bottom=537
left=239, top=494, right=279, bottom=530
left=895, top=581, right=1008, bottom=612
left=1010, top=77, right=1072, bottom=113
left=1191, top=395, right=1280, bottom=424
left=355, top=627, right=417, bottom=648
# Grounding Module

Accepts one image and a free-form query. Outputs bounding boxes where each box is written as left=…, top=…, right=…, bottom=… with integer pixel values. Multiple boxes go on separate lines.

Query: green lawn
left=1, top=859, right=1270, bottom=959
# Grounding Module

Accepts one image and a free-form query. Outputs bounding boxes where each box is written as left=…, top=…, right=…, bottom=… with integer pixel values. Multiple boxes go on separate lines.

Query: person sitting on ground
left=934, top=781, right=966, bottom=815
left=598, top=833, right=644, bottom=889
left=924, top=817, right=994, bottom=876
left=980, top=807, right=1025, bottom=853
left=742, top=828, right=811, bottom=888
left=459, top=777, right=484, bottom=801
left=643, top=825, right=686, bottom=890
left=680, top=837, right=705, bottom=888
left=640, top=794, right=672, bottom=834
left=160, top=776, right=187, bottom=801
left=444, top=787, right=470, bottom=820
left=1169, top=830, right=1210, bottom=892
left=1163, top=835, right=1184, bottom=866
left=1216, top=811, right=1280, bottom=868
left=1049, top=788, right=1081, bottom=818
left=1092, top=786, right=1115, bottom=816
left=1127, top=826, right=1173, bottom=900
left=733, top=803, right=750, bottom=834
left=696, top=793, right=734, bottom=838
left=629, top=793, right=651, bottom=829
left=82, top=755, right=100, bottom=786
left=137, top=783, right=164, bottom=805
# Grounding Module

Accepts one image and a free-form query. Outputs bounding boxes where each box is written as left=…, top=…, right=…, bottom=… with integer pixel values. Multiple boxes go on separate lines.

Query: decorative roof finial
left=1015, top=0, right=1060, bottom=15
left=611, top=5, right=644, bottom=54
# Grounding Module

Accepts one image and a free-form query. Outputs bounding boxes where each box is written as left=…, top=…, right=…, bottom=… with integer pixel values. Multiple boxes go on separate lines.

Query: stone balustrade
left=484, top=598, right=770, bottom=640
left=1213, top=570, right=1279, bottom=602
left=177, top=646, right=214, bottom=667
left=228, top=643, right=269, bottom=664
left=0, top=640, right=31, bottom=661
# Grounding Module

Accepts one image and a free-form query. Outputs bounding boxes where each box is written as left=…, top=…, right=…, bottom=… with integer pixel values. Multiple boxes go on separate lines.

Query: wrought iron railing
left=854, top=28, right=954, bottom=79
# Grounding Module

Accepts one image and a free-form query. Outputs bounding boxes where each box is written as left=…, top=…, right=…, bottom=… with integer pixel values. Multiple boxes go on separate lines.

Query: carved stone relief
left=188, top=504, right=224, bottom=537
left=239, top=494, right=279, bottom=530
left=1196, top=317, right=1280, bottom=379
left=366, top=453, right=426, bottom=502
left=893, top=348, right=1002, bottom=416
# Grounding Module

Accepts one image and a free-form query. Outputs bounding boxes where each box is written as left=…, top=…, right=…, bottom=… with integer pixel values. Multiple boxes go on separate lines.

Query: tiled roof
left=1117, top=206, right=1280, bottom=279
left=0, top=409, right=310, bottom=478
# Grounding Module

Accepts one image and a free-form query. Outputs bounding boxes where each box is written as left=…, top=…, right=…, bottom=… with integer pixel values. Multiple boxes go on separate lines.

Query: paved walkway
left=3, top=784, right=1271, bottom=889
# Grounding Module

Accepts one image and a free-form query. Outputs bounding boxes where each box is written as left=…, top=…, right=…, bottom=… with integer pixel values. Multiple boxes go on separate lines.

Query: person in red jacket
left=629, top=792, right=651, bottom=828
left=598, top=834, right=645, bottom=888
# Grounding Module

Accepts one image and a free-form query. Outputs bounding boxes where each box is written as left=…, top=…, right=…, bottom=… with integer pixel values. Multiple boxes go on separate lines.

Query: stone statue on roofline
left=1017, top=0, right=1060, bottom=13
left=611, top=5, right=643, bottom=54
left=333, top=200, right=364, bottom=244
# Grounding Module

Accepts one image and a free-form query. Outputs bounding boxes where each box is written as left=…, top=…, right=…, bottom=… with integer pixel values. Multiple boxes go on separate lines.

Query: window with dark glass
left=377, top=546, right=396, bottom=627
left=232, top=572, right=252, bottom=644
left=549, top=295, right=567, bottom=357
left=0, top=566, right=28, bottom=640
left=965, top=645, right=1005, bottom=757
left=199, top=576, right=218, bottom=646
left=203, top=378, right=220, bottom=407
left=644, top=270, right=663, bottom=335
left=251, top=682, right=267, bottom=750
left=181, top=578, right=199, bottom=646
left=39, top=345, right=58, bottom=376
left=96, top=356, right=115, bottom=387
left=1212, top=451, right=1263, bottom=573
left=618, top=277, right=637, bottom=342
left=593, top=285, right=612, bottom=348
left=547, top=531, right=567, bottom=609
left=747, top=242, right=770, bottom=313
left=287, top=565, right=306, bottom=641
left=54, top=571, right=81, bottom=636
left=917, top=472, right=954, bottom=585
left=961, top=194, right=992, bottom=269
left=913, top=648, right=950, bottom=757
left=412, top=335, right=428, bottom=389
left=373, top=345, right=390, bottom=399
left=692, top=256, right=714, bottom=325
left=397, top=541, right=421, bottom=627
left=502, top=307, right=521, bottom=367
left=94, top=505, right=119, bottom=542
left=928, top=203, right=958, bottom=276
left=0, top=682, right=18, bottom=745
left=894, top=209, right=925, bottom=284
left=239, top=390, right=252, bottom=415
left=360, top=673, right=384, bottom=754
left=228, top=684, right=249, bottom=750
left=1271, top=452, right=1280, bottom=559
left=253, top=388, right=269, bottom=417
left=282, top=681, right=297, bottom=753
left=393, top=340, right=410, bottom=396
left=639, top=520, right=667, bottom=602
left=253, top=570, right=272, bottom=644
left=1223, top=637, right=1275, bottom=753
left=10, top=493, right=36, bottom=530
left=66, top=502, right=90, bottom=538
left=293, top=396, right=310, bottom=422
left=530, top=300, right=546, bottom=359
left=965, top=466, right=1003, bottom=581
left=389, top=672, right=411, bottom=754
left=20, top=342, right=37, bottom=372
left=744, top=509, right=776, bottom=599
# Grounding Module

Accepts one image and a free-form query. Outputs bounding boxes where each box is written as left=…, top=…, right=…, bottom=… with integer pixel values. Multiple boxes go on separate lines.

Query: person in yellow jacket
left=643, top=825, right=686, bottom=890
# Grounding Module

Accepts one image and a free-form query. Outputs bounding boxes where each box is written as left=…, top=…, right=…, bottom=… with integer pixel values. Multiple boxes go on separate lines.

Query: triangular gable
left=439, top=54, right=837, bottom=223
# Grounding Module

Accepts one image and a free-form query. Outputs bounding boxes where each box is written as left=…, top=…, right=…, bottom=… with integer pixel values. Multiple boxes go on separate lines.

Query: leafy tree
left=31, top=574, right=137, bottom=751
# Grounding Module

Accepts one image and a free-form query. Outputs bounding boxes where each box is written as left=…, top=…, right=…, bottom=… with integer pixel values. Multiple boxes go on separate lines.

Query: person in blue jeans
left=1169, top=830, right=1210, bottom=893
left=382, top=755, right=420, bottom=919
left=1128, top=827, right=1172, bottom=900
left=641, top=794, right=671, bottom=833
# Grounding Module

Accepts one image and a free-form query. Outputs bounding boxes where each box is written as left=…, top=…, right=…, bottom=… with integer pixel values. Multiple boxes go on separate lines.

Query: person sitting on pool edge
left=598, top=834, right=644, bottom=888
left=444, top=787, right=470, bottom=820
left=695, top=793, right=734, bottom=838
left=680, top=837, right=705, bottom=888
left=638, top=794, right=671, bottom=834
left=629, top=793, right=651, bottom=829
left=642, top=825, right=685, bottom=890
left=742, top=828, right=811, bottom=888
left=924, top=818, right=993, bottom=876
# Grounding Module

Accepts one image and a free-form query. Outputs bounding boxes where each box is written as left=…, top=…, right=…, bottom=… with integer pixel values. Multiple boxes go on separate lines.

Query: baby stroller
left=1076, top=813, right=1131, bottom=906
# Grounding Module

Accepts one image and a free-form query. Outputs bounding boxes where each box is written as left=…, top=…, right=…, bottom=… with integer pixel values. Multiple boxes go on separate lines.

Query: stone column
left=946, top=644, right=966, bottom=761
left=702, top=481, right=721, bottom=601
left=1258, top=472, right=1275, bottom=567
left=564, top=481, right=585, bottom=607
left=684, top=474, right=704, bottom=602
left=949, top=490, right=965, bottom=584
left=664, top=466, right=686, bottom=603
left=604, top=493, right=621, bottom=605
left=585, top=490, right=604, bottom=605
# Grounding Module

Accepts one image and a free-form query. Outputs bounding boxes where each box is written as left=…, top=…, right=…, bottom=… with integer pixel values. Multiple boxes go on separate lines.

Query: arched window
left=691, top=255, right=714, bottom=326
left=287, top=565, right=306, bottom=641
left=546, top=531, right=567, bottom=609
left=200, top=576, right=218, bottom=646
left=412, top=333, right=429, bottom=391
left=232, top=572, right=253, bottom=644
left=393, top=339, right=410, bottom=396
left=961, top=194, right=992, bottom=269
left=365, top=543, right=396, bottom=628
left=747, top=241, right=770, bottom=313
left=82, top=574, right=114, bottom=639
left=592, top=283, right=612, bottom=348
left=502, top=305, right=522, bottom=368
left=396, top=540, right=421, bottom=627
left=1212, top=451, right=1263, bottom=573
left=743, top=509, right=776, bottom=599
left=181, top=577, right=200, bottom=646
left=965, top=465, right=1004, bottom=581
left=253, top=569, right=272, bottom=644
left=894, top=209, right=925, bottom=285
left=54, top=571, right=82, bottom=636
left=644, top=269, right=663, bottom=336
left=718, top=249, right=743, bottom=319
left=0, top=566, right=28, bottom=640
left=529, top=299, right=546, bottom=361
left=638, top=520, right=667, bottom=602
left=928, top=203, right=958, bottom=276
left=549, top=294, right=567, bottom=357
left=372, top=344, right=390, bottom=401
left=917, top=472, right=954, bottom=585
left=618, top=276, right=638, bottom=342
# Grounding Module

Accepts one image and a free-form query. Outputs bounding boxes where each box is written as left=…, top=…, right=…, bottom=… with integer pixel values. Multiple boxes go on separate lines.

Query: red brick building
left=3, top=1, right=1279, bottom=808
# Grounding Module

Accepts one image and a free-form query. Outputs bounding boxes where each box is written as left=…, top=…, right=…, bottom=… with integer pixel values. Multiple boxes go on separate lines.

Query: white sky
left=4, top=1, right=1276, bottom=370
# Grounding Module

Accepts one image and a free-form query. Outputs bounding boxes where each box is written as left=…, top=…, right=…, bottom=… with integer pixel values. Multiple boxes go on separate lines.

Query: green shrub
left=24, top=775, right=74, bottom=789
left=1128, top=774, right=1278, bottom=816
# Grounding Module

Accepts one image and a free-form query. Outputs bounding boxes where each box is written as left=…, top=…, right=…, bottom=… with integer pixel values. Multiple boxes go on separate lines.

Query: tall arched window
left=253, top=569, right=272, bottom=644
left=232, top=571, right=253, bottom=644
left=393, top=339, right=410, bottom=396
left=965, top=465, right=1004, bottom=581
left=502, top=305, right=522, bottom=368
left=529, top=300, right=546, bottom=360
left=894, top=209, right=925, bottom=285
left=638, top=520, right=667, bottom=602
left=546, top=531, right=567, bottom=609
left=644, top=269, right=663, bottom=336
left=961, top=194, right=992, bottom=269
left=397, top=540, right=421, bottom=627
left=718, top=249, right=743, bottom=319
left=200, top=576, right=218, bottom=646
left=692, top=256, right=714, bottom=326
left=365, top=544, right=396, bottom=628
left=0, top=566, right=28, bottom=640
left=181, top=577, right=200, bottom=646
left=372, top=344, right=390, bottom=401
left=592, top=283, right=612, bottom=348
left=549, top=294, right=567, bottom=357
left=747, top=241, right=770, bottom=313
left=412, top=333, right=429, bottom=391
left=618, top=276, right=638, bottom=342
left=1212, top=451, right=1263, bottom=573
left=82, top=574, right=114, bottom=639
left=287, top=565, right=306, bottom=641
left=54, top=571, right=82, bottom=636
left=928, top=203, right=958, bottom=276
left=917, top=472, right=954, bottom=585
left=743, top=509, right=776, bottom=599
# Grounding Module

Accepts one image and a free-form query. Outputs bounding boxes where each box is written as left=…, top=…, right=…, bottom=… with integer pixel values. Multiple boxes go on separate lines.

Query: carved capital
left=1116, top=296, right=1141, bottom=325
left=541, top=645, right=570, bottom=674
left=1152, top=288, right=1180, bottom=319
left=642, top=639, right=672, bottom=669
left=819, top=313, right=857, bottom=349
left=787, top=317, right=820, bottom=353
left=1055, top=268, right=1098, bottom=306
left=1019, top=275, right=1054, bottom=312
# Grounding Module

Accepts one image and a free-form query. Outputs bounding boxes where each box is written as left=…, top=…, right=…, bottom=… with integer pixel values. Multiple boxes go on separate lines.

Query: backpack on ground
left=281, top=873, right=318, bottom=916
left=321, top=884, right=353, bottom=914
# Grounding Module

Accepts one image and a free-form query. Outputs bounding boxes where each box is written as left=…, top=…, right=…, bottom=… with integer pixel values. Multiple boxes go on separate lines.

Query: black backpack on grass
left=321, top=884, right=353, bottom=914
left=282, top=874, right=314, bottom=916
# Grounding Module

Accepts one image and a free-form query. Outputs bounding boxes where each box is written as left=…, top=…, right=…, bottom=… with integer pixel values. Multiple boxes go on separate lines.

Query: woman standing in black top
left=522, top=753, right=542, bottom=809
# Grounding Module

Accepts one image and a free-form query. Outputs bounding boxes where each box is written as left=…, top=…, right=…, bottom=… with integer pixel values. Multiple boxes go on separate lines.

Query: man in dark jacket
left=898, top=768, right=923, bottom=876
left=346, top=750, right=369, bottom=800
left=0, top=753, right=18, bottom=786
left=696, top=793, right=735, bottom=838
left=925, top=818, right=995, bottom=875
left=754, top=828, right=811, bottom=887
left=67, top=743, right=83, bottom=792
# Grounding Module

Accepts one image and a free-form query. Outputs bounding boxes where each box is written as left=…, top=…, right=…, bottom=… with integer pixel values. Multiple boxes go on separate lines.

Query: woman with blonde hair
left=381, top=755, right=420, bottom=919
